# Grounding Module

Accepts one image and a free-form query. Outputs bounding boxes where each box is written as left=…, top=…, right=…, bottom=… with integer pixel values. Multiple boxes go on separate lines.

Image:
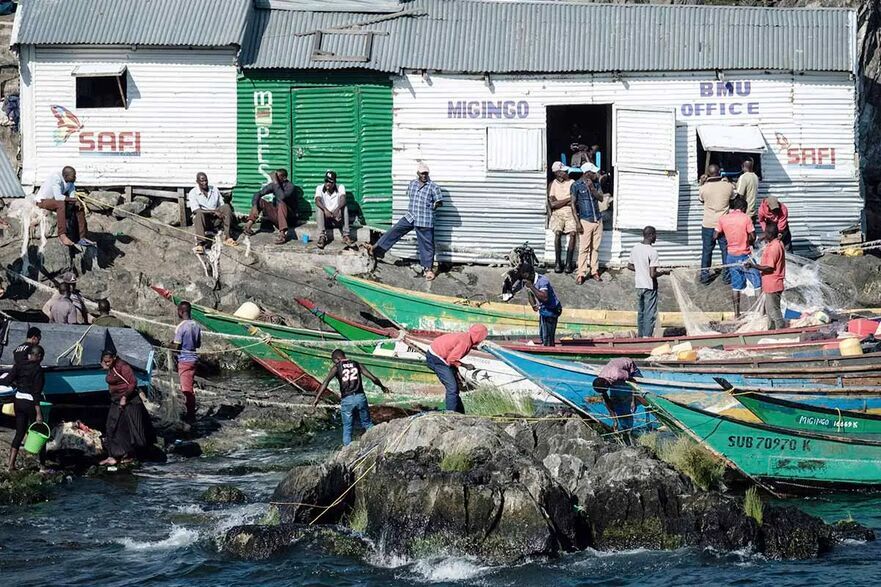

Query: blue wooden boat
left=484, top=344, right=881, bottom=429
left=0, top=320, right=154, bottom=404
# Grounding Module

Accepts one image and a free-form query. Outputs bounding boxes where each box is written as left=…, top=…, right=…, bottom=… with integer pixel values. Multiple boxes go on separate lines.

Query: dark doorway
left=546, top=104, right=614, bottom=229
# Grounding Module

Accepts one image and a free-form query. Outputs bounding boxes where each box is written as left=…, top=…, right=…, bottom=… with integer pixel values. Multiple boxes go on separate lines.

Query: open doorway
left=546, top=104, right=614, bottom=230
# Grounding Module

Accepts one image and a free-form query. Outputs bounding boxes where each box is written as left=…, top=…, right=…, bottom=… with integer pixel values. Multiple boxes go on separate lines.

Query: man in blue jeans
left=369, top=162, right=444, bottom=281
left=425, top=324, right=488, bottom=413
left=628, top=226, right=670, bottom=338
left=698, top=164, right=734, bottom=284
left=507, top=263, right=562, bottom=346
left=313, top=349, right=391, bottom=445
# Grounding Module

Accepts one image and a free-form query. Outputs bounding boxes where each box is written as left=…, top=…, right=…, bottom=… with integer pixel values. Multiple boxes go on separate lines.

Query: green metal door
left=291, top=87, right=360, bottom=223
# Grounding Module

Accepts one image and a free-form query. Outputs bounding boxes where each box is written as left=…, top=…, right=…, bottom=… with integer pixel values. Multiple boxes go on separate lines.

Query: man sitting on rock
left=592, top=357, right=643, bottom=439
left=313, top=349, right=390, bottom=445
left=314, top=170, right=353, bottom=249
left=187, top=172, right=236, bottom=253
left=34, top=166, right=95, bottom=248
left=242, top=168, right=296, bottom=245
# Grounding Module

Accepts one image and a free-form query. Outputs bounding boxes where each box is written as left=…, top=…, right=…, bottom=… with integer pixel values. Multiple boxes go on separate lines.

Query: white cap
left=416, top=162, right=430, bottom=174
left=551, top=161, right=565, bottom=172
left=581, top=163, right=599, bottom=174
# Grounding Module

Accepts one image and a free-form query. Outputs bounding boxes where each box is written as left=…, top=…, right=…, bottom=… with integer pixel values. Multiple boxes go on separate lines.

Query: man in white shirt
left=187, top=172, right=235, bottom=253
left=628, top=226, right=670, bottom=338
left=314, top=170, right=352, bottom=248
left=34, top=166, right=94, bottom=247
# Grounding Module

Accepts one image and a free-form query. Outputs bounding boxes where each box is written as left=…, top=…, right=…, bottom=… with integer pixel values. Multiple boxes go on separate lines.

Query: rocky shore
left=223, top=413, right=875, bottom=564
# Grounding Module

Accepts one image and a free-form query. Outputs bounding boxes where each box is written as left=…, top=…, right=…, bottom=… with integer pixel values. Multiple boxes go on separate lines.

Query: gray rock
left=112, top=201, right=148, bottom=220
left=151, top=201, right=181, bottom=226
left=168, top=440, right=202, bottom=458
left=88, top=190, right=122, bottom=211
left=223, top=524, right=369, bottom=561
left=200, top=484, right=248, bottom=504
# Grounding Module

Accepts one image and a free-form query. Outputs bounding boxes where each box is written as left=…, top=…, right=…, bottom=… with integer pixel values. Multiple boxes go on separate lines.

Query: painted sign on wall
left=253, top=91, right=273, bottom=182
left=680, top=82, right=759, bottom=117
left=50, top=105, right=142, bottom=156
left=776, top=133, right=837, bottom=169
left=447, top=100, right=530, bottom=119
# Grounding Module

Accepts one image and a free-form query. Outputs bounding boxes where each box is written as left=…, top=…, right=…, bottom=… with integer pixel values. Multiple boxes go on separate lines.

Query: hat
left=581, top=163, right=600, bottom=174
left=766, top=196, right=780, bottom=210
left=61, top=271, right=77, bottom=284
left=416, top=162, right=430, bottom=174
left=551, top=161, right=565, bottom=172
left=324, top=170, right=337, bottom=182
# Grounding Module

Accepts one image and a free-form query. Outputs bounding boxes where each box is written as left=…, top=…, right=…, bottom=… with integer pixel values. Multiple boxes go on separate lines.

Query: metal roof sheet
left=254, top=0, right=404, bottom=12
left=12, top=0, right=252, bottom=47
left=240, top=0, right=855, bottom=74
left=0, top=148, right=24, bottom=199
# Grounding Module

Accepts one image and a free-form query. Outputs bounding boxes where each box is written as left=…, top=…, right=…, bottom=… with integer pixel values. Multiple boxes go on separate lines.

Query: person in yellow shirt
left=546, top=162, right=577, bottom=273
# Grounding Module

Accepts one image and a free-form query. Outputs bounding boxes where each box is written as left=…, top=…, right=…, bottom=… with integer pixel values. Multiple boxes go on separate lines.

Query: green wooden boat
left=734, top=391, right=881, bottom=438
left=152, top=286, right=343, bottom=393
left=645, top=394, right=881, bottom=488
left=326, top=267, right=734, bottom=336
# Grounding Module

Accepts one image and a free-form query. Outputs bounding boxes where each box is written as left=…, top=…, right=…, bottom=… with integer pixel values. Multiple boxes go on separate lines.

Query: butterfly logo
left=50, top=105, right=83, bottom=144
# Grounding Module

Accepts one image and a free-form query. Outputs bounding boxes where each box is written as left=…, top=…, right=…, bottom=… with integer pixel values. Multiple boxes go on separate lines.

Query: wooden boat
left=326, top=267, right=734, bottom=336
left=733, top=390, right=881, bottom=438
left=484, top=343, right=881, bottom=427
left=296, top=298, right=845, bottom=364
left=644, top=394, right=881, bottom=488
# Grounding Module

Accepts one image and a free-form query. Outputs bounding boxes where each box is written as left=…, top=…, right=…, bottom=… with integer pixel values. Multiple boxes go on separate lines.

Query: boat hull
left=735, top=391, right=881, bottom=438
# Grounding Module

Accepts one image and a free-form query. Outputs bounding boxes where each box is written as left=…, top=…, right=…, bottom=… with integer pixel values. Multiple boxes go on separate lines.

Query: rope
left=56, top=323, right=94, bottom=365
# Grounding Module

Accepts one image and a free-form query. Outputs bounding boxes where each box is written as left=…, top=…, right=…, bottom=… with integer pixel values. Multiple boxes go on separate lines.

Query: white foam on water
left=409, top=556, right=494, bottom=583
left=581, top=546, right=652, bottom=559
left=118, top=526, right=200, bottom=551
left=175, top=504, right=206, bottom=514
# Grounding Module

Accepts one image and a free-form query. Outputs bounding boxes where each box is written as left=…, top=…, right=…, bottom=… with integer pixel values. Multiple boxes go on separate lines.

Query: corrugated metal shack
left=13, top=0, right=252, bottom=191
left=239, top=0, right=860, bottom=265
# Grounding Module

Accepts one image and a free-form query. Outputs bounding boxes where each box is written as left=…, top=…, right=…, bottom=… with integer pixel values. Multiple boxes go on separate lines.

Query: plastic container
left=847, top=319, right=879, bottom=338
left=676, top=350, right=699, bottom=361
left=670, top=341, right=693, bottom=354
left=839, top=337, right=864, bottom=357
left=233, top=302, right=261, bottom=320
left=650, top=344, right=672, bottom=356
left=1, top=402, right=13, bottom=417
left=783, top=308, right=802, bottom=320
left=23, top=421, right=51, bottom=454
left=301, top=233, right=310, bottom=245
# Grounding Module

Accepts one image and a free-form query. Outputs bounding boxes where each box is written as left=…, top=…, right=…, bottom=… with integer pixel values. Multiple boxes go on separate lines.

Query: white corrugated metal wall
left=20, top=46, right=238, bottom=188
left=391, top=71, right=859, bottom=266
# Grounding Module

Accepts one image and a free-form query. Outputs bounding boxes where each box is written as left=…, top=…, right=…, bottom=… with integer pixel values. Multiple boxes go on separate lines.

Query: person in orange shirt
left=746, top=223, right=787, bottom=330
left=425, top=324, right=488, bottom=413
left=714, top=197, right=760, bottom=317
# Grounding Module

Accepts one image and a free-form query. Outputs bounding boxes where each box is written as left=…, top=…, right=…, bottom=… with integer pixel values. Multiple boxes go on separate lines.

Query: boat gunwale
left=736, top=390, right=881, bottom=422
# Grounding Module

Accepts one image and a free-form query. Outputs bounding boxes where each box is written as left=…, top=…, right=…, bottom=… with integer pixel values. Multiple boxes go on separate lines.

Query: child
left=313, top=350, right=390, bottom=445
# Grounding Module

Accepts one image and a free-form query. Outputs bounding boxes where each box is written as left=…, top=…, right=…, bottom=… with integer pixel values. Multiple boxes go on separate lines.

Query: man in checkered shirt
left=370, top=162, right=444, bottom=280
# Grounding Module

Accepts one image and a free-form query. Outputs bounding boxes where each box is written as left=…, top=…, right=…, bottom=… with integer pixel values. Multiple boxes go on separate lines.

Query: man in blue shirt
left=571, top=164, right=604, bottom=285
left=509, top=263, right=563, bottom=346
left=370, top=163, right=444, bottom=281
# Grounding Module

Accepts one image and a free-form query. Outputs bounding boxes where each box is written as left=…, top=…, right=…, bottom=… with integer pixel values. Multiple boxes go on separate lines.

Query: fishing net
left=669, top=268, right=720, bottom=335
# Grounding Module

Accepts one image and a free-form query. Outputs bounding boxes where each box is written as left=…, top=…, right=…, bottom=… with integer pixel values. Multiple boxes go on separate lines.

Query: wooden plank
left=177, top=188, right=187, bottom=227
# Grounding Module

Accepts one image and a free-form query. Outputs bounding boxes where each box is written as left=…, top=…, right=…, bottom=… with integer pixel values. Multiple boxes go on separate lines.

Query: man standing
left=370, top=163, right=443, bottom=281
left=172, top=301, right=201, bottom=422
left=425, top=324, right=488, bottom=413
left=747, top=223, right=787, bottom=330
left=187, top=172, right=236, bottom=253
left=758, top=196, right=792, bottom=252
left=572, top=164, right=603, bottom=284
left=736, top=159, right=760, bottom=219
left=34, top=166, right=94, bottom=247
left=591, top=357, right=642, bottom=437
left=509, top=263, right=562, bottom=346
left=242, top=169, right=296, bottom=245
left=314, top=170, right=352, bottom=249
left=714, top=197, right=760, bottom=317
left=699, top=164, right=735, bottom=285
left=42, top=272, right=88, bottom=324
left=547, top=162, right=577, bottom=273
left=313, top=349, right=390, bottom=445
left=92, top=299, right=126, bottom=328
left=628, top=226, right=670, bottom=338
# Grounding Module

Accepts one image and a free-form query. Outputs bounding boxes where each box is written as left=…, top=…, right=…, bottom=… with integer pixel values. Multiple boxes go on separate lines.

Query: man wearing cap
left=758, top=196, right=792, bottom=252
left=42, top=272, right=88, bottom=324
left=187, top=172, right=236, bottom=253
left=34, top=166, right=95, bottom=248
left=314, top=170, right=353, bottom=249
left=242, top=168, right=296, bottom=245
left=699, top=164, right=735, bottom=285
left=547, top=162, right=577, bottom=273
left=370, top=163, right=444, bottom=281
left=736, top=159, right=760, bottom=219
left=572, top=164, right=604, bottom=284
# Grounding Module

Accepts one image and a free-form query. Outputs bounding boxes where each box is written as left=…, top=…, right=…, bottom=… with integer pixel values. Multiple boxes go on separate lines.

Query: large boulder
left=223, top=524, right=369, bottom=561
left=88, top=190, right=122, bottom=211
left=150, top=201, right=181, bottom=226
left=113, top=200, right=148, bottom=220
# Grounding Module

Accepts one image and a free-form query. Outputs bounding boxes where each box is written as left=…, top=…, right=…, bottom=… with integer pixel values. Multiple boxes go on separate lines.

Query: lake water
left=2, top=396, right=880, bottom=586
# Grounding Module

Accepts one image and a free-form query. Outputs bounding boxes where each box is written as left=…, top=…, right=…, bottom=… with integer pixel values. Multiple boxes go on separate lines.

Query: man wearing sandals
left=242, top=168, right=296, bottom=245
left=314, top=170, right=353, bottom=249
left=370, top=162, right=444, bottom=281
left=187, top=172, right=236, bottom=253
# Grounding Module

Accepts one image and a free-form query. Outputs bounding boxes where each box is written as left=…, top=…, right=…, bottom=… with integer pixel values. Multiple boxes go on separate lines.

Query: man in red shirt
left=714, top=197, right=760, bottom=317
left=747, top=223, right=787, bottom=330
left=425, top=324, right=488, bottom=413
left=757, top=196, right=791, bottom=252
